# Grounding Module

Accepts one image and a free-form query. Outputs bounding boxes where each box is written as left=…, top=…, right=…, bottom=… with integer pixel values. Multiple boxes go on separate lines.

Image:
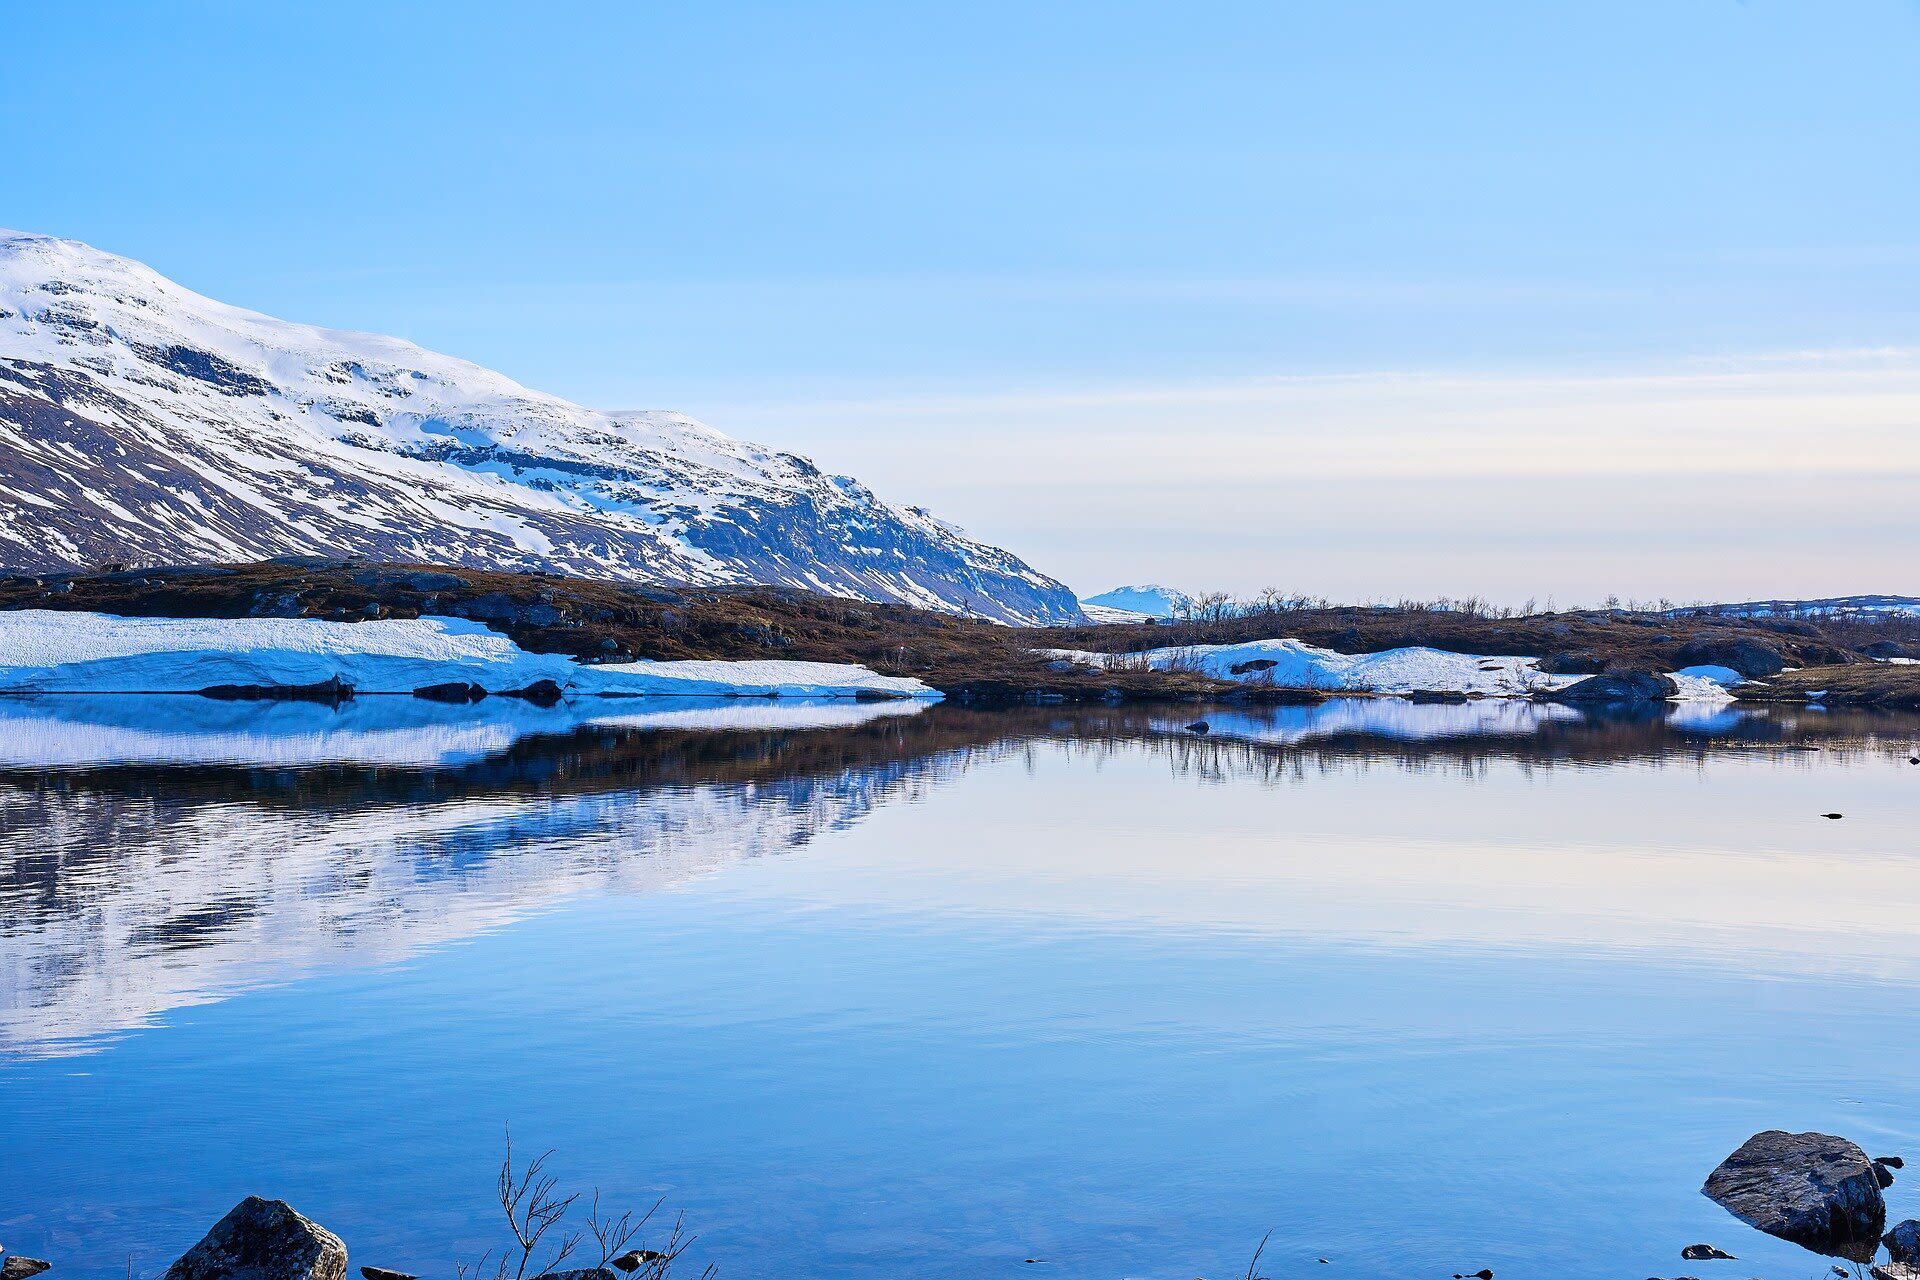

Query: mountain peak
left=0, top=230, right=1082, bottom=624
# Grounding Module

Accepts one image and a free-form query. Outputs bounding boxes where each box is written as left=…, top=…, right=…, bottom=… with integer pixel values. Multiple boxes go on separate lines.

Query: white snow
left=1079, top=602, right=1157, bottom=624
left=1050, top=637, right=1736, bottom=702
left=1080, top=584, right=1193, bottom=620
left=0, top=610, right=940, bottom=699
left=1673, top=664, right=1745, bottom=686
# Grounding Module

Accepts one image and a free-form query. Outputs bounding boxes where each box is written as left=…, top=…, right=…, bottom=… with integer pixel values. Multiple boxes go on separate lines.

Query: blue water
left=3, top=698, right=1919, bottom=1280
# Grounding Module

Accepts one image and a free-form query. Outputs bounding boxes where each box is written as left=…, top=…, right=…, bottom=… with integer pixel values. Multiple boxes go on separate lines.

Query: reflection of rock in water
left=0, top=752, right=947, bottom=1057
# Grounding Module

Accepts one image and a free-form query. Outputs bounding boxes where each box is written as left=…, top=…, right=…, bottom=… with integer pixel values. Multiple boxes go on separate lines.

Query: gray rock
left=1674, top=638, right=1786, bottom=678
left=1541, top=672, right=1679, bottom=704
left=1884, top=1219, right=1920, bottom=1265
left=1679, top=1244, right=1734, bottom=1260
left=2, top=1259, right=52, bottom=1280
left=1538, top=651, right=1607, bottom=675
left=164, top=1196, right=347, bottom=1280
left=1702, top=1130, right=1886, bottom=1256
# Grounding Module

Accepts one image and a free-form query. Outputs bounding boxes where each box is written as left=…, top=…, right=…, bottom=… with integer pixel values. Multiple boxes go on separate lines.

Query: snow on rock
left=0, top=230, right=1081, bottom=624
left=1079, top=601, right=1157, bottom=624
left=0, top=610, right=940, bottom=699
left=1674, top=664, right=1746, bottom=686
left=1051, top=638, right=1562, bottom=696
left=1052, top=637, right=1737, bottom=701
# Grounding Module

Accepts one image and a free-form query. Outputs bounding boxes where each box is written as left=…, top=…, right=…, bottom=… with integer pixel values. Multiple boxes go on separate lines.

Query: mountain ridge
left=0, top=230, right=1081, bottom=624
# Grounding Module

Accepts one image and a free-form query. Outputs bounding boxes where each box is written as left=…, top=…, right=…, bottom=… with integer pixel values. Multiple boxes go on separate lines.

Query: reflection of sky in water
left=1, top=704, right=1918, bottom=1280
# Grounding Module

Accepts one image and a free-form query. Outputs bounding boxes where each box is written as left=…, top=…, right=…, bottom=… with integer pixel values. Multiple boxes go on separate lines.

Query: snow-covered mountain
left=1081, top=583, right=1193, bottom=620
left=1669, top=595, right=1920, bottom=619
left=0, top=231, right=1081, bottom=624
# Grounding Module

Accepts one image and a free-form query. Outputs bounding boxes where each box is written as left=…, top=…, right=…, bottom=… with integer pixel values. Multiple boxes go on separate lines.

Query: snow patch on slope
left=1051, top=637, right=1736, bottom=701
left=0, top=610, right=940, bottom=699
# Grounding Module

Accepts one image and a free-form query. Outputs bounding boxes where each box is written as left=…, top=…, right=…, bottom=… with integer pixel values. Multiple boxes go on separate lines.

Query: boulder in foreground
left=1702, top=1130, right=1885, bottom=1256
left=164, top=1196, right=347, bottom=1280
left=1541, top=672, right=1678, bottom=703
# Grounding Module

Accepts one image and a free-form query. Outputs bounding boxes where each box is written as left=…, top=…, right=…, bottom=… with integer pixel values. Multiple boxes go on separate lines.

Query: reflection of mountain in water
left=3, top=695, right=1913, bottom=1056
left=0, top=716, right=956, bottom=1056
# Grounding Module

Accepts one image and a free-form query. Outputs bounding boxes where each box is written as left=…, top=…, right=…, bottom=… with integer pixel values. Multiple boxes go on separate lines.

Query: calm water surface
left=3, top=695, right=1919, bottom=1280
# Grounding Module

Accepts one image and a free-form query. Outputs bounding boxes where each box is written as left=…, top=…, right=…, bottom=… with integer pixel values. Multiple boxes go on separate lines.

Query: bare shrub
left=456, top=1130, right=714, bottom=1280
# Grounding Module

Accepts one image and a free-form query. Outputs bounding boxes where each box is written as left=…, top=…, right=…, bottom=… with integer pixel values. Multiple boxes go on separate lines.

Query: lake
left=3, top=694, right=1918, bottom=1280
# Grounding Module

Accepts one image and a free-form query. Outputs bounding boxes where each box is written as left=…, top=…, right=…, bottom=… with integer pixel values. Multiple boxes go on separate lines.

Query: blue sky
left=6, top=1, right=1919, bottom=602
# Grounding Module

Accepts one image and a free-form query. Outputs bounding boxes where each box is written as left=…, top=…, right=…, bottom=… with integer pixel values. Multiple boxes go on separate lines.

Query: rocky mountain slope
left=0, top=230, right=1080, bottom=623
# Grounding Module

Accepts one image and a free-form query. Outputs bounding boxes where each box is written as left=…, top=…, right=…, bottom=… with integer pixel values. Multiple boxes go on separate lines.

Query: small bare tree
left=456, top=1130, right=714, bottom=1280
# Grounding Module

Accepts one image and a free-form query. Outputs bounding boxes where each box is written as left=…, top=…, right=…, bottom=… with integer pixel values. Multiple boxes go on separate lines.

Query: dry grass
left=1735, top=664, right=1920, bottom=708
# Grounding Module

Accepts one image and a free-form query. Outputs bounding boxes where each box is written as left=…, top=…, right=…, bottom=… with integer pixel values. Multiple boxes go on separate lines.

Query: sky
left=4, top=0, right=1919, bottom=605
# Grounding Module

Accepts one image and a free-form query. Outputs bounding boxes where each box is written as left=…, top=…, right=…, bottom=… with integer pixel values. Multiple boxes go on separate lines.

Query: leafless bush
left=456, top=1130, right=714, bottom=1280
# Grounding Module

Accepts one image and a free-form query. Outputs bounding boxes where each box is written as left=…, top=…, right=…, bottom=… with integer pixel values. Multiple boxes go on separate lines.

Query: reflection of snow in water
left=1160, top=696, right=1585, bottom=745
left=0, top=694, right=928, bottom=770
left=0, top=749, right=948, bottom=1057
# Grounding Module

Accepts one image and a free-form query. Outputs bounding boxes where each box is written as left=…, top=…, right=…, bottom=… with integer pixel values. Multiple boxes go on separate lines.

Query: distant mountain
left=0, top=231, right=1082, bottom=624
left=1081, top=584, right=1194, bottom=620
left=1671, top=595, right=1920, bottom=619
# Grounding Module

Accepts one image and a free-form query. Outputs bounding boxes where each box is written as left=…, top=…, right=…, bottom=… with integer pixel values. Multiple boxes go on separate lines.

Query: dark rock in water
left=1888, top=1220, right=1920, bottom=1265
left=1680, top=1244, right=1735, bottom=1260
left=1674, top=637, right=1786, bottom=678
left=164, top=1196, right=346, bottom=1280
left=1541, top=672, right=1678, bottom=704
left=535, top=1271, right=618, bottom=1280
left=1823, top=813, right=1844, bottom=820
left=498, top=679, right=563, bottom=707
left=2, top=1259, right=52, bottom=1280
left=359, top=1269, right=415, bottom=1280
left=411, top=682, right=488, bottom=704
left=200, top=676, right=353, bottom=704
left=1184, top=720, right=1210, bottom=735
left=1702, top=1130, right=1886, bottom=1256
left=1877, top=1164, right=1897, bottom=1188
left=1407, top=689, right=1469, bottom=704
left=853, top=688, right=907, bottom=702
left=1879, top=1156, right=1907, bottom=1170
left=1451, top=1270, right=1493, bottom=1279
left=610, top=1251, right=666, bottom=1273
